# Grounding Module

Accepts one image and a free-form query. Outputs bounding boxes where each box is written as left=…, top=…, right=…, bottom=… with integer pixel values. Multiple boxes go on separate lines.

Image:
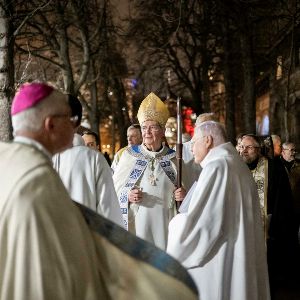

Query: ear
left=206, top=135, right=213, bottom=149
left=44, top=116, right=55, bottom=132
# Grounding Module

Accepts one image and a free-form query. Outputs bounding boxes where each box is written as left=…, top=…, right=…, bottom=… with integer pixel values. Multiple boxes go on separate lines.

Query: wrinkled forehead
left=241, top=136, right=259, bottom=146
left=142, top=120, right=160, bottom=126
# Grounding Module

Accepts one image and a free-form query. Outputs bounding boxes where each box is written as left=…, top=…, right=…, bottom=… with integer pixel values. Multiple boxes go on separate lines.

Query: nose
left=240, top=147, right=248, bottom=154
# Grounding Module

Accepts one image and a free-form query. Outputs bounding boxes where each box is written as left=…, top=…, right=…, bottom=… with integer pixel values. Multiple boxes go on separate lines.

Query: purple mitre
left=11, top=82, right=54, bottom=116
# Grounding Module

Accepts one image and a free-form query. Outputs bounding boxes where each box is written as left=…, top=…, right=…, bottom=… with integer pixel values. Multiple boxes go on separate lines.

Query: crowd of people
left=0, top=81, right=299, bottom=299
left=238, top=134, right=300, bottom=299
left=0, top=83, right=197, bottom=300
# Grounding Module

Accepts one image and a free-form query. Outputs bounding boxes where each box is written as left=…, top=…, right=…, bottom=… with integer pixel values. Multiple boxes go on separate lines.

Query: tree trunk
left=239, top=14, right=256, bottom=134
left=112, top=77, right=130, bottom=148
left=89, top=61, right=101, bottom=145
left=56, top=3, right=75, bottom=94
left=222, top=17, right=236, bottom=143
left=201, top=52, right=210, bottom=113
left=283, top=2, right=297, bottom=142
left=0, top=1, right=14, bottom=141
left=201, top=0, right=211, bottom=113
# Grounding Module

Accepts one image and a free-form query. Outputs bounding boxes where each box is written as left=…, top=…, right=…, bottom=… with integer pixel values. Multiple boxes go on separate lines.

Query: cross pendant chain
left=148, top=158, right=157, bottom=186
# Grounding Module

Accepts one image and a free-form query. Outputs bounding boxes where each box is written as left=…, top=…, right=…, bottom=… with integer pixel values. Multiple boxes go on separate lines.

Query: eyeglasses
left=240, top=145, right=259, bottom=151
left=282, top=148, right=297, bottom=153
left=141, top=125, right=161, bottom=132
left=51, top=114, right=79, bottom=127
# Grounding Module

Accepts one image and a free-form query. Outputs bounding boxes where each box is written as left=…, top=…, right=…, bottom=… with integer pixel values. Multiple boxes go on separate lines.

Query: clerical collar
left=247, top=157, right=259, bottom=170
left=143, top=143, right=163, bottom=152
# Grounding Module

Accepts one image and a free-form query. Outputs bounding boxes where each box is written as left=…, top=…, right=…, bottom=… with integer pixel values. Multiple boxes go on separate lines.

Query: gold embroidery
left=251, top=156, right=268, bottom=240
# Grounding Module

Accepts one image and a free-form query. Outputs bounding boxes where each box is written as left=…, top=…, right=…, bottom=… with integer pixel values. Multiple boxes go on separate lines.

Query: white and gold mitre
left=137, top=92, right=170, bottom=128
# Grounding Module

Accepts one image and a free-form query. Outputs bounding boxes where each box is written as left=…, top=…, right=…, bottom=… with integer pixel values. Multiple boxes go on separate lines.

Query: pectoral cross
left=148, top=173, right=157, bottom=186
left=148, top=158, right=157, bottom=186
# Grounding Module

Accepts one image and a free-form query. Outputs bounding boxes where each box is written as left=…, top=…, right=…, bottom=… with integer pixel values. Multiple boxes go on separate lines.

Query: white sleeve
left=96, top=153, right=124, bottom=228
left=167, top=161, right=229, bottom=268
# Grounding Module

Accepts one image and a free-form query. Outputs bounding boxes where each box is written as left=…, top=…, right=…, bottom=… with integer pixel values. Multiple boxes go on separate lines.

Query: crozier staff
left=176, top=96, right=183, bottom=210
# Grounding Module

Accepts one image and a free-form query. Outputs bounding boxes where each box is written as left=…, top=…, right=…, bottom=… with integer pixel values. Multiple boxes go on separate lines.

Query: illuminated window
left=261, top=115, right=269, bottom=135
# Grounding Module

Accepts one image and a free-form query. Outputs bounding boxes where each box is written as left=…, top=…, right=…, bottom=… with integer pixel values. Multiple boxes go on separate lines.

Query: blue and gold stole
left=119, top=145, right=176, bottom=229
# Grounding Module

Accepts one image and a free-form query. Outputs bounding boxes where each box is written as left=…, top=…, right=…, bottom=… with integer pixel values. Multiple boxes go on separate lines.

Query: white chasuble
left=167, top=143, right=270, bottom=300
left=53, top=134, right=123, bottom=228
left=0, top=141, right=104, bottom=299
left=0, top=141, right=199, bottom=300
left=113, top=144, right=178, bottom=250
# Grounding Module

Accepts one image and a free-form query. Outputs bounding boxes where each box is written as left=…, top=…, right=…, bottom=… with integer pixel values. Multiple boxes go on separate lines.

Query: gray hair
left=12, top=90, right=68, bottom=135
left=195, top=121, right=227, bottom=146
left=127, top=124, right=141, bottom=133
left=282, top=142, right=295, bottom=149
left=195, top=112, right=218, bottom=125
left=241, top=134, right=261, bottom=147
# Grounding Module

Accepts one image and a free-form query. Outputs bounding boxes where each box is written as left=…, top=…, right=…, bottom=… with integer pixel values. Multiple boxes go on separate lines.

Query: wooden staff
left=176, top=97, right=183, bottom=210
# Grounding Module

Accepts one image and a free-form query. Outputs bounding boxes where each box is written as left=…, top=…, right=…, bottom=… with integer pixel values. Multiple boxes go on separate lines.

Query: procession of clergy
left=0, top=82, right=299, bottom=300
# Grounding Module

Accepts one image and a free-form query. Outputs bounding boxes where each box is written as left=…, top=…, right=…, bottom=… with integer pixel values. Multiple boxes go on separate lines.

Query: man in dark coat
left=240, top=134, right=299, bottom=299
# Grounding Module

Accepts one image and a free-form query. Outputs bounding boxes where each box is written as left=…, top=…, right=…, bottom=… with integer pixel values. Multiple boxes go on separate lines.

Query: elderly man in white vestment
left=180, top=112, right=218, bottom=192
left=0, top=82, right=200, bottom=300
left=53, top=96, right=123, bottom=227
left=0, top=83, right=104, bottom=299
left=167, top=121, right=270, bottom=300
left=113, top=92, right=187, bottom=250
